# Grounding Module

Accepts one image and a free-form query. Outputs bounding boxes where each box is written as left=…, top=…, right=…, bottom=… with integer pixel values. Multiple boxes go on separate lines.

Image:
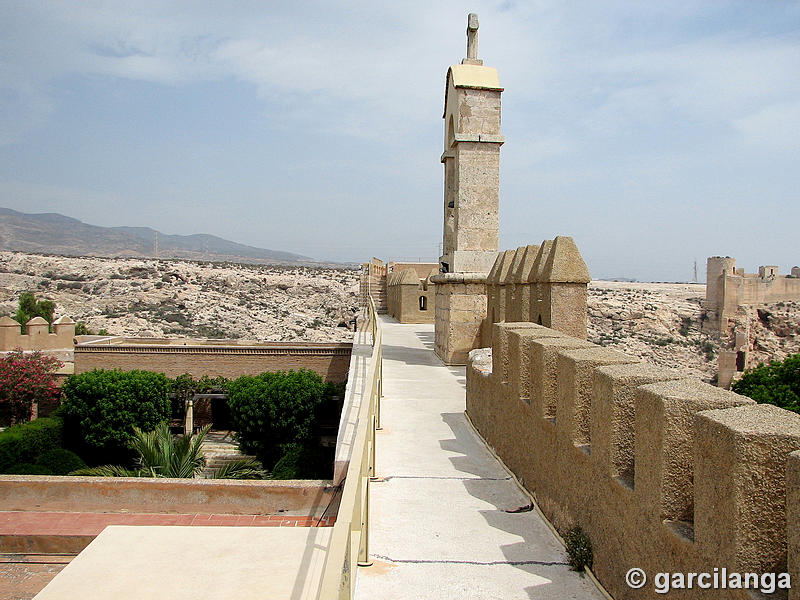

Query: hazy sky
left=1, top=2, right=798, bottom=281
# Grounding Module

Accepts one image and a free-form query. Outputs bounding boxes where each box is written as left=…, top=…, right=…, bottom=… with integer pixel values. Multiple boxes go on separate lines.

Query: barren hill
left=0, top=207, right=314, bottom=265
left=0, top=252, right=359, bottom=342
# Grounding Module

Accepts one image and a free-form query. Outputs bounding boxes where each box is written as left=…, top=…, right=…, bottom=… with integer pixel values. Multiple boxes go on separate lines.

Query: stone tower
left=439, top=12, right=504, bottom=274
left=432, top=14, right=504, bottom=365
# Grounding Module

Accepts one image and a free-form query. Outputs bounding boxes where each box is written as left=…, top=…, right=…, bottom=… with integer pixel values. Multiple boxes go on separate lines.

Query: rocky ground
left=588, top=281, right=800, bottom=382
left=0, top=252, right=360, bottom=342
left=2, top=253, right=798, bottom=377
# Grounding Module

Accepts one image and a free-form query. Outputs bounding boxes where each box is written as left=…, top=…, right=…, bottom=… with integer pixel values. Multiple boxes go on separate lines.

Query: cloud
left=0, top=2, right=798, bottom=275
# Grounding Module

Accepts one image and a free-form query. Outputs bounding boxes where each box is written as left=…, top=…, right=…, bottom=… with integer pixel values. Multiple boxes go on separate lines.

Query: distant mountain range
left=0, top=207, right=317, bottom=265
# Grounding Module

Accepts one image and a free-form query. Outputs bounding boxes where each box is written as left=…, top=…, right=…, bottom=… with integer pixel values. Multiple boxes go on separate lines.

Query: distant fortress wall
left=706, top=257, right=800, bottom=333
left=75, top=338, right=352, bottom=382
left=706, top=257, right=800, bottom=387
left=467, top=321, right=800, bottom=600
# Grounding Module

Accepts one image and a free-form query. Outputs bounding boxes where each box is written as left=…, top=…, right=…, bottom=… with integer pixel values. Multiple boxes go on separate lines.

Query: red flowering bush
left=0, top=349, right=63, bottom=425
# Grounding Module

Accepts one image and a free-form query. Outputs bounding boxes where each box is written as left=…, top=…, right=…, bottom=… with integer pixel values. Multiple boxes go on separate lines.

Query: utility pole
left=693, top=259, right=698, bottom=283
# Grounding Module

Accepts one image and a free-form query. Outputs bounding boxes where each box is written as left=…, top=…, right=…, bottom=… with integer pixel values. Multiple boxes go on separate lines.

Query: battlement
left=467, top=321, right=800, bottom=599
left=483, top=236, right=589, bottom=347
left=0, top=315, right=76, bottom=351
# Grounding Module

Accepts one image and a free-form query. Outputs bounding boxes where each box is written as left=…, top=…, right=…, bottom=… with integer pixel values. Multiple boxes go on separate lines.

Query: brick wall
left=74, top=343, right=352, bottom=382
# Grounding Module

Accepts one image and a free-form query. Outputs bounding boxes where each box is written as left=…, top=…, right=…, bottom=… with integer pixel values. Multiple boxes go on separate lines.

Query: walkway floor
left=355, top=319, right=606, bottom=600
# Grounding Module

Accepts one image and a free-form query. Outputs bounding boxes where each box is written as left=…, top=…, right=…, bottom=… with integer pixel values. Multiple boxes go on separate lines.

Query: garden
left=0, top=350, right=343, bottom=480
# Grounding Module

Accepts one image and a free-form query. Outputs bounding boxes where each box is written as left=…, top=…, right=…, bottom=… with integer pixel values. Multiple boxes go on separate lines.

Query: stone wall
left=482, top=236, right=590, bottom=347
left=0, top=315, right=75, bottom=351
left=430, top=273, right=487, bottom=365
left=74, top=340, right=352, bottom=382
left=467, top=321, right=800, bottom=599
left=386, top=269, right=435, bottom=324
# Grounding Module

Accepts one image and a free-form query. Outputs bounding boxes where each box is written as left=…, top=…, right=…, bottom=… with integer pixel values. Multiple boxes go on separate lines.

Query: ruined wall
left=482, top=236, right=589, bottom=347
left=706, top=257, right=800, bottom=332
left=706, top=257, right=800, bottom=387
left=74, top=342, right=352, bottom=382
left=0, top=315, right=75, bottom=351
left=386, top=269, right=435, bottom=324
left=467, top=321, right=800, bottom=599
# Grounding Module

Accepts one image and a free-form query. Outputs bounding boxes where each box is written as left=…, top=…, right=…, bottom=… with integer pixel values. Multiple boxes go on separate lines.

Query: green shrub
left=74, top=322, right=93, bottom=335
left=14, top=292, right=55, bottom=333
left=564, top=527, right=593, bottom=571
left=6, top=463, right=53, bottom=475
left=36, top=448, right=86, bottom=475
left=270, top=443, right=333, bottom=480
left=226, top=370, right=327, bottom=468
left=61, top=370, right=171, bottom=464
left=732, top=354, right=800, bottom=413
left=0, top=416, right=63, bottom=472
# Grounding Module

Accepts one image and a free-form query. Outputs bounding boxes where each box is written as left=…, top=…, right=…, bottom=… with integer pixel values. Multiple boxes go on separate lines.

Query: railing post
left=369, top=414, right=378, bottom=481
left=358, top=475, right=372, bottom=567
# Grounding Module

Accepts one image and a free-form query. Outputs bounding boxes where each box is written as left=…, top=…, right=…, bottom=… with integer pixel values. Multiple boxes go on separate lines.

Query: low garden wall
left=0, top=475, right=337, bottom=516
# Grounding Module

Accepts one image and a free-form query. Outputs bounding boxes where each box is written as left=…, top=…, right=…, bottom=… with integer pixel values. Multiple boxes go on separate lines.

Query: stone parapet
left=467, top=321, right=800, bottom=599
left=483, top=237, right=589, bottom=345
left=432, top=274, right=487, bottom=365
left=0, top=315, right=75, bottom=351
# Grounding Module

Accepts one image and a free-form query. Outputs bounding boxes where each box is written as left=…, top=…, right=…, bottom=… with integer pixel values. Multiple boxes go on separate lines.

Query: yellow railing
left=318, top=295, right=382, bottom=599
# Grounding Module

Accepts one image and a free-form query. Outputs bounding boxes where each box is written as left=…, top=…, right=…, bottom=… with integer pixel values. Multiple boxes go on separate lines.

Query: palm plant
left=72, top=423, right=265, bottom=479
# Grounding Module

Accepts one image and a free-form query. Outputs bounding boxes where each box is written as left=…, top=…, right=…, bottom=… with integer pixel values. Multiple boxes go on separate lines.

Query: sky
left=0, top=2, right=798, bottom=281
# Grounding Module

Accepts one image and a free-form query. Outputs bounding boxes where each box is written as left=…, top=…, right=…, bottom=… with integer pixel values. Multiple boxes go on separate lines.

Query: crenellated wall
left=386, top=269, right=435, bottom=324
left=482, top=236, right=589, bottom=348
left=0, top=315, right=76, bottom=351
left=467, top=321, right=800, bottom=599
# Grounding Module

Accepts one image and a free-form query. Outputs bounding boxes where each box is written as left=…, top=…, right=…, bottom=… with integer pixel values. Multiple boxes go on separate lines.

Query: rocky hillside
left=0, top=252, right=360, bottom=342
left=0, top=208, right=316, bottom=265
left=588, top=281, right=800, bottom=382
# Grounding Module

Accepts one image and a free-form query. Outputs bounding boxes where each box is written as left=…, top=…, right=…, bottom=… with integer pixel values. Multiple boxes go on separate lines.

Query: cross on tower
left=467, top=13, right=479, bottom=59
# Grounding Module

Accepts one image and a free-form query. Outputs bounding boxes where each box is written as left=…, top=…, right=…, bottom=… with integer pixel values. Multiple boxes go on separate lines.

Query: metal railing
left=318, top=295, right=382, bottom=599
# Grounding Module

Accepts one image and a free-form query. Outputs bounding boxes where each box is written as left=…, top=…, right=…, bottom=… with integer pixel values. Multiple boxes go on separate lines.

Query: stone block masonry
left=483, top=237, right=590, bottom=347
left=467, top=321, right=800, bottom=599
left=430, top=272, right=487, bottom=365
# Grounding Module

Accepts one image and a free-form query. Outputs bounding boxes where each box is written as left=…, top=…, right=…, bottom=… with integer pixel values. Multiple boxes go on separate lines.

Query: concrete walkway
left=355, top=319, right=606, bottom=600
